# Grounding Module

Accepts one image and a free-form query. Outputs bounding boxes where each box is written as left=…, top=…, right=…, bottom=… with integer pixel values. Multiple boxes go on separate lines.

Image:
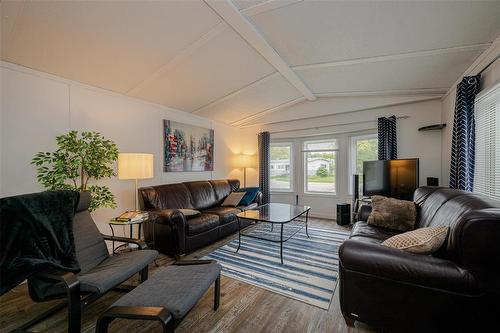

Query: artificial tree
left=31, top=130, right=119, bottom=211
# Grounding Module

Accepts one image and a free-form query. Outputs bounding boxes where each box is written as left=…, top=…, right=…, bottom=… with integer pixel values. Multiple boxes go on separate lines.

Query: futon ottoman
left=95, top=260, right=221, bottom=333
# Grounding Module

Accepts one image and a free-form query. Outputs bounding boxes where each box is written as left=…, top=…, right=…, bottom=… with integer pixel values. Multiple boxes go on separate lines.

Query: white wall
left=441, top=38, right=500, bottom=186
left=0, top=61, right=257, bottom=236
left=260, top=98, right=443, bottom=219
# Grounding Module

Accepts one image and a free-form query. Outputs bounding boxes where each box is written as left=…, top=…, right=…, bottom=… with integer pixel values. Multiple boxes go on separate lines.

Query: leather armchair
left=339, top=187, right=500, bottom=332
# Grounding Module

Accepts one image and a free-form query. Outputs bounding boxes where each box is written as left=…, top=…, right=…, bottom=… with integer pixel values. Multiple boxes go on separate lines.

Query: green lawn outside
left=270, top=175, right=334, bottom=183
left=307, top=175, right=334, bottom=183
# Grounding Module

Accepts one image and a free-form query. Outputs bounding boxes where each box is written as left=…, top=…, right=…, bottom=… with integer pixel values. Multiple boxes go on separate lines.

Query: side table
left=108, top=218, right=155, bottom=255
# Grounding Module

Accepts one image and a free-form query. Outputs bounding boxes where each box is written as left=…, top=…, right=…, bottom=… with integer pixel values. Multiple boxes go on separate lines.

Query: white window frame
left=349, top=133, right=378, bottom=194
left=270, top=142, right=294, bottom=193
left=473, top=82, right=500, bottom=201
left=303, top=138, right=338, bottom=195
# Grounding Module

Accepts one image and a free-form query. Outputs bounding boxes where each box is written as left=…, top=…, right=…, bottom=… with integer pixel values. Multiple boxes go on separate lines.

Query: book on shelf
left=111, top=211, right=149, bottom=223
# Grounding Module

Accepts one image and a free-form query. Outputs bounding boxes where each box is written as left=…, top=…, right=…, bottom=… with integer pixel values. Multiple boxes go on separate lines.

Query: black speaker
left=353, top=174, right=359, bottom=201
left=337, top=203, right=351, bottom=226
left=427, top=177, right=439, bottom=186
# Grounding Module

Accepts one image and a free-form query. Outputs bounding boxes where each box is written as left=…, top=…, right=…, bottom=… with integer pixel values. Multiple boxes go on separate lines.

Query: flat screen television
left=363, top=159, right=419, bottom=200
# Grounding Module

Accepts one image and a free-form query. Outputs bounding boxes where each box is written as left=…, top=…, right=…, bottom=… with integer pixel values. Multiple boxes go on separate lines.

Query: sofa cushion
left=209, top=180, right=233, bottom=205
left=187, top=213, right=219, bottom=235
left=139, top=183, right=194, bottom=210
left=367, top=196, right=416, bottom=232
left=202, top=206, right=241, bottom=225
left=382, top=226, right=449, bottom=254
left=350, top=221, right=401, bottom=244
left=184, top=181, right=217, bottom=210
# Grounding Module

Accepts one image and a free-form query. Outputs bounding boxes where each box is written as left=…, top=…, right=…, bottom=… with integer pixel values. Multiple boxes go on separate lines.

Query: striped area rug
left=203, top=225, right=350, bottom=310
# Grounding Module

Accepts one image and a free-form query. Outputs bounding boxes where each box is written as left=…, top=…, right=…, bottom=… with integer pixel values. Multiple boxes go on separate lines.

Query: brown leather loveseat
left=339, top=187, right=500, bottom=332
left=139, top=179, right=261, bottom=256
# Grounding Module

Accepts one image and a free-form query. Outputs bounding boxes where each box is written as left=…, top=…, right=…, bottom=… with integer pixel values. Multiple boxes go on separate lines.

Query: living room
left=1, top=1, right=499, bottom=332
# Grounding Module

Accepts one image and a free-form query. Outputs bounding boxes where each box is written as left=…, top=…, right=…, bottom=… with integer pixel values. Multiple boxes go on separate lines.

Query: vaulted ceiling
left=2, top=0, right=500, bottom=127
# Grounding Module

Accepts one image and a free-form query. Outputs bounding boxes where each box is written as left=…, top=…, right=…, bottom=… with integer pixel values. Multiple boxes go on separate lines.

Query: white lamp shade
left=118, top=153, right=154, bottom=180
left=234, top=154, right=257, bottom=168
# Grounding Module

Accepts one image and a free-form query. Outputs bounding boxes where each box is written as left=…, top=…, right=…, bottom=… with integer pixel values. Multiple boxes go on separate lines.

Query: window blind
left=473, top=82, right=500, bottom=201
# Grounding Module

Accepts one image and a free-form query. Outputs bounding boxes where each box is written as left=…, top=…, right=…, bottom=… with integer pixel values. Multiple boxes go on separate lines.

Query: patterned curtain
left=377, top=116, right=397, bottom=160
left=258, top=131, right=270, bottom=204
left=449, top=75, right=481, bottom=191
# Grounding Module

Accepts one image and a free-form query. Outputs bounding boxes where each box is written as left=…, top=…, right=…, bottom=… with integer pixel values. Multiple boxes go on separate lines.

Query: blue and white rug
left=203, top=226, right=350, bottom=310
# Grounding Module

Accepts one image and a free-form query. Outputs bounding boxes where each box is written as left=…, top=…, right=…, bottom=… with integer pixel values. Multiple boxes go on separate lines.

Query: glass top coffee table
left=236, top=203, right=311, bottom=264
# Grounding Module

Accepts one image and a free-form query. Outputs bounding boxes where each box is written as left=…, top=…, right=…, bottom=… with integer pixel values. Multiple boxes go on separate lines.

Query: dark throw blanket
left=0, top=190, right=81, bottom=295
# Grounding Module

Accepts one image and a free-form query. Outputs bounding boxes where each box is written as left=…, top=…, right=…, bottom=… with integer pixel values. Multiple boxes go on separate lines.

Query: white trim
left=270, top=142, right=294, bottom=192
left=302, top=138, right=338, bottom=195
left=293, top=43, right=490, bottom=71
left=443, top=34, right=500, bottom=99
left=0, top=61, right=218, bottom=124
left=348, top=134, right=378, bottom=195
left=237, top=95, right=441, bottom=128
left=231, top=96, right=306, bottom=126
left=240, top=0, right=303, bottom=17
left=204, top=0, right=316, bottom=101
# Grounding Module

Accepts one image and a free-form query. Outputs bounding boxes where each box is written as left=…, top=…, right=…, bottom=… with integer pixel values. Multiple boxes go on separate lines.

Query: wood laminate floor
left=0, top=218, right=376, bottom=333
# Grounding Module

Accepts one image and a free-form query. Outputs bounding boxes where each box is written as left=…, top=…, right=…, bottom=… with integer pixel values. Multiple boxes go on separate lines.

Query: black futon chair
left=19, top=192, right=158, bottom=333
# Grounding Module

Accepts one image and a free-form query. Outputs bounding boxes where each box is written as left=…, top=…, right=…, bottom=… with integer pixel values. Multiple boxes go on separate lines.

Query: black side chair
left=17, top=192, right=158, bottom=333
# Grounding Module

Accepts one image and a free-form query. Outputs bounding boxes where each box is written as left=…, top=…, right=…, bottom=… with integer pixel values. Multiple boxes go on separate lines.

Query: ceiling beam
left=232, top=90, right=445, bottom=126
left=292, top=43, right=490, bottom=71
left=240, top=0, right=303, bottom=16
left=204, top=0, right=316, bottom=101
left=314, top=88, right=447, bottom=98
left=230, top=96, right=306, bottom=126
left=238, top=96, right=441, bottom=128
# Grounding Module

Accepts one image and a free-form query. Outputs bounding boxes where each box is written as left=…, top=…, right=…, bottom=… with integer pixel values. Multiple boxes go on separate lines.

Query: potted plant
left=31, top=130, right=119, bottom=211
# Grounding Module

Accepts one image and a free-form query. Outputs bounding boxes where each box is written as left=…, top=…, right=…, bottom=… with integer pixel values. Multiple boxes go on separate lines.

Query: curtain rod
left=478, top=53, right=500, bottom=75
left=269, top=115, right=409, bottom=134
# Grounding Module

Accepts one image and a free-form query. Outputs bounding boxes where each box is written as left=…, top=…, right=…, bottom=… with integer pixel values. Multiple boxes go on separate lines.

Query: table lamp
left=235, top=154, right=256, bottom=187
left=118, top=153, right=154, bottom=211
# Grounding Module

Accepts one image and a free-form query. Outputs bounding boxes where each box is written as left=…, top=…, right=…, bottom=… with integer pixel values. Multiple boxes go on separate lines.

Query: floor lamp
left=235, top=154, right=256, bottom=188
left=118, top=153, right=154, bottom=211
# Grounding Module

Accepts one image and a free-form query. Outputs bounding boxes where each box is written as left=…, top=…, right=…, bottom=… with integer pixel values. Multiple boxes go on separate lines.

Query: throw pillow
left=382, top=226, right=449, bottom=254
left=178, top=209, right=201, bottom=219
left=236, top=187, right=260, bottom=206
left=221, top=192, right=246, bottom=207
left=367, top=195, right=417, bottom=232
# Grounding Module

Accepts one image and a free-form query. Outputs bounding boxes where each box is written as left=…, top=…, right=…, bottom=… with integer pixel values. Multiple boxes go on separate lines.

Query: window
left=270, top=143, right=292, bottom=191
left=303, top=139, right=337, bottom=194
left=474, top=82, right=500, bottom=201
left=350, top=134, right=378, bottom=194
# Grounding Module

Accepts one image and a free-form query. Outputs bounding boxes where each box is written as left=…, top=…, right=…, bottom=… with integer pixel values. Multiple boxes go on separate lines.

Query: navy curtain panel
left=258, top=131, right=270, bottom=204
left=377, top=116, right=397, bottom=160
left=449, top=75, right=481, bottom=191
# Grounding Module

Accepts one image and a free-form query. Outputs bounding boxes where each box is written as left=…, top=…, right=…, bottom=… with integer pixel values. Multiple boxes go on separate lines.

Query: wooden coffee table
left=236, top=203, right=311, bottom=264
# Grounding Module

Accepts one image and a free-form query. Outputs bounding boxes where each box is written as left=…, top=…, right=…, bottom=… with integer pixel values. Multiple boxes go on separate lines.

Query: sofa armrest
left=254, top=191, right=263, bottom=206
left=356, top=205, right=372, bottom=222
left=339, top=239, right=478, bottom=293
left=149, top=209, right=187, bottom=255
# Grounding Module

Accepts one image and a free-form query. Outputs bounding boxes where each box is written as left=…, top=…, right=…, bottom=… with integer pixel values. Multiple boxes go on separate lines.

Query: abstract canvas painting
left=163, top=120, right=214, bottom=172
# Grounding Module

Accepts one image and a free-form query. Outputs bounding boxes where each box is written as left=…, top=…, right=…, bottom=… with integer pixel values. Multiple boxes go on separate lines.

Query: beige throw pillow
left=382, top=226, right=449, bottom=254
left=221, top=192, right=246, bottom=207
left=367, top=196, right=417, bottom=232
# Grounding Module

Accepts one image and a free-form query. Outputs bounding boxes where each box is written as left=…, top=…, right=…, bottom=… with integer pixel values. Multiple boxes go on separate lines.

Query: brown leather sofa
left=139, top=179, right=262, bottom=256
left=339, top=187, right=500, bottom=332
